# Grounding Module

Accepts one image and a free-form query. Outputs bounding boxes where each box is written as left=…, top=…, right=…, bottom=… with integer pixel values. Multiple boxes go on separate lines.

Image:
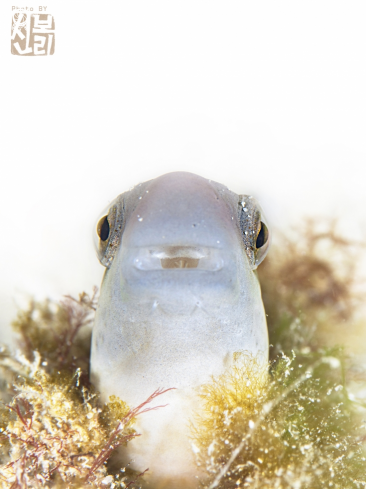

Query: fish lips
left=119, top=245, right=241, bottom=316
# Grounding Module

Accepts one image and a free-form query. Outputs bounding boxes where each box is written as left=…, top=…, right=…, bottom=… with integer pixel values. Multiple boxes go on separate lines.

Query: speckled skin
left=90, top=172, right=270, bottom=488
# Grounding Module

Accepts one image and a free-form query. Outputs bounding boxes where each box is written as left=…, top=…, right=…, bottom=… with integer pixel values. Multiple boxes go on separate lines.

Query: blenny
left=90, top=172, right=271, bottom=488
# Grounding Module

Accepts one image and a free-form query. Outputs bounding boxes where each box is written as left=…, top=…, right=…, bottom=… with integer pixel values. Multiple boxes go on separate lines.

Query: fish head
left=93, top=171, right=270, bottom=316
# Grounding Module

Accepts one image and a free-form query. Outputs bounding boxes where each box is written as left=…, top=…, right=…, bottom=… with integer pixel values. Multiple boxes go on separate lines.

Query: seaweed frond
left=0, top=291, right=171, bottom=488
left=0, top=348, right=171, bottom=488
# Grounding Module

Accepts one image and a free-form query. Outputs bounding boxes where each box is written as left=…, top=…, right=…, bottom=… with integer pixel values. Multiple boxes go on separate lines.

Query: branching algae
left=0, top=174, right=365, bottom=488
left=0, top=293, right=171, bottom=488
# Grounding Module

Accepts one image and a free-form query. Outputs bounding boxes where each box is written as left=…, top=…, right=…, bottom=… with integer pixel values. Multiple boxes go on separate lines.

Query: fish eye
left=97, top=216, right=110, bottom=242
left=238, top=194, right=271, bottom=269
left=256, top=222, right=269, bottom=249
left=94, top=201, right=124, bottom=268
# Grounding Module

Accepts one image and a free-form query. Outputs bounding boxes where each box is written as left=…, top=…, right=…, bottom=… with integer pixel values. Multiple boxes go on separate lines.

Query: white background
left=0, top=1, right=366, bottom=344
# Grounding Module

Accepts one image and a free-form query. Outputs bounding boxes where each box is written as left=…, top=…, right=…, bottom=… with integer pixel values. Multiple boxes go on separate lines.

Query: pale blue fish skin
left=90, top=172, right=270, bottom=488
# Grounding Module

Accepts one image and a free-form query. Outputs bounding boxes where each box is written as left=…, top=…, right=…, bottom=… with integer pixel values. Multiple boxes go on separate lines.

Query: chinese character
left=11, top=9, right=55, bottom=56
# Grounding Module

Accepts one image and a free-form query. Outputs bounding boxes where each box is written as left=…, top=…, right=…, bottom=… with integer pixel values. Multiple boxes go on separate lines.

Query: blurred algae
left=1, top=219, right=366, bottom=488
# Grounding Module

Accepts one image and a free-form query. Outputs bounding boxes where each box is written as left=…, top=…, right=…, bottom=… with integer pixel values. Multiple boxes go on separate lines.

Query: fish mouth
left=132, top=246, right=224, bottom=272
left=161, top=257, right=199, bottom=269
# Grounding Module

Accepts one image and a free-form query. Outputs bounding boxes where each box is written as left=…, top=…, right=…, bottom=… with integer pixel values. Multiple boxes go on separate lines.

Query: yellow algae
left=192, top=350, right=366, bottom=488
left=0, top=292, right=168, bottom=488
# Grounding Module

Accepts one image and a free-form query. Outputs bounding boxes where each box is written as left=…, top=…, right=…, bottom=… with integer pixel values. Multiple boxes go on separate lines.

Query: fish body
left=90, top=172, right=270, bottom=488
